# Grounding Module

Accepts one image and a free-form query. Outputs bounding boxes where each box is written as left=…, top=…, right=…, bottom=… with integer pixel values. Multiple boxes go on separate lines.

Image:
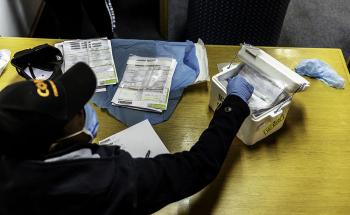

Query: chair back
left=186, top=0, right=291, bottom=45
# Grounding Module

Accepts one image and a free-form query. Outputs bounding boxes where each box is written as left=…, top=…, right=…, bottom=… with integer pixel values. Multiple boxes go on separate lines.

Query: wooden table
left=1, top=37, right=350, bottom=215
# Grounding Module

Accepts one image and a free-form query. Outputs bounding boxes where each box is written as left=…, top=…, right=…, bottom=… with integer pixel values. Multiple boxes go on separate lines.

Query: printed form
left=112, top=55, right=177, bottom=112
left=56, top=38, right=118, bottom=88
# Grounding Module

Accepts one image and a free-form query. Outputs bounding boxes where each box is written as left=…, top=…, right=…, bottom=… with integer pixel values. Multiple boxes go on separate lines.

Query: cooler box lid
left=237, top=44, right=310, bottom=93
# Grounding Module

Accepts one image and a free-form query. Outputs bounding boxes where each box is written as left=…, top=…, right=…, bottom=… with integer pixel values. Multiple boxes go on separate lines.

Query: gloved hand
left=227, top=74, right=254, bottom=103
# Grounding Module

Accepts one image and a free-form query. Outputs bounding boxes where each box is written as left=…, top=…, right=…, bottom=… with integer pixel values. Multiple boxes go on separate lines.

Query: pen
left=145, top=150, right=151, bottom=158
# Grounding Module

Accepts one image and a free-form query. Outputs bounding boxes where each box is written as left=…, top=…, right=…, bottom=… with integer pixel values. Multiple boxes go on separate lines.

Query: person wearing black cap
left=0, top=62, right=253, bottom=214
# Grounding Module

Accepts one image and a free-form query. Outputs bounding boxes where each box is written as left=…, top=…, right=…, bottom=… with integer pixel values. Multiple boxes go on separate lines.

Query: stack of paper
left=111, top=55, right=177, bottom=112
left=238, top=65, right=288, bottom=116
left=0, top=49, right=11, bottom=76
left=55, top=38, right=118, bottom=91
left=99, top=120, right=169, bottom=158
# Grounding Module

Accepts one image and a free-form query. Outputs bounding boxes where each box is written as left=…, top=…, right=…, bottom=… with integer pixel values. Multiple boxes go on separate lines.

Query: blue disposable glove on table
left=295, top=59, right=345, bottom=89
left=227, top=74, right=254, bottom=103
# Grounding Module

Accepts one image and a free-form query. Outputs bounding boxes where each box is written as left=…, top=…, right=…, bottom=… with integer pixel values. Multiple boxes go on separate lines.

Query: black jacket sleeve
left=108, top=95, right=250, bottom=214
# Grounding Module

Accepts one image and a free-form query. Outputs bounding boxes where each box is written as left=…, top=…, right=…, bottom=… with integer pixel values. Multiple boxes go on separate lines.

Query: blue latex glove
left=83, top=104, right=99, bottom=139
left=295, top=59, right=345, bottom=89
left=227, top=74, right=254, bottom=103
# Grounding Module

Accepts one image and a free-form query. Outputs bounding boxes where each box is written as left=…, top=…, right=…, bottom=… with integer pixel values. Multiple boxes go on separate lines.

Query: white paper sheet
left=99, top=120, right=169, bottom=158
left=193, top=39, right=210, bottom=84
left=0, top=49, right=11, bottom=76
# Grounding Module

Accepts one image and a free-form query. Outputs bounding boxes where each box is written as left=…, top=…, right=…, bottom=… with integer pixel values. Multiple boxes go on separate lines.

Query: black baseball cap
left=0, top=62, right=97, bottom=158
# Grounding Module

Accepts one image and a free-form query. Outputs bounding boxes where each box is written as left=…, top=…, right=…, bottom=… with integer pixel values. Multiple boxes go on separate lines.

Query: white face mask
left=57, top=104, right=99, bottom=143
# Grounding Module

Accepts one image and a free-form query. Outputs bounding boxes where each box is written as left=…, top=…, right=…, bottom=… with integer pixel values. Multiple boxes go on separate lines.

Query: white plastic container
left=209, top=44, right=310, bottom=145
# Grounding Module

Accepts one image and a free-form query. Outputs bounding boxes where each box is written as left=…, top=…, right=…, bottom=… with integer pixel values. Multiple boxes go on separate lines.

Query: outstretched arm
left=107, top=75, right=254, bottom=214
left=132, top=95, right=249, bottom=214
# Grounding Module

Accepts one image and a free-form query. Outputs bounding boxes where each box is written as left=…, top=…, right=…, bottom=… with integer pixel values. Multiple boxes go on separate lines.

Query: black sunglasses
left=11, top=44, right=63, bottom=80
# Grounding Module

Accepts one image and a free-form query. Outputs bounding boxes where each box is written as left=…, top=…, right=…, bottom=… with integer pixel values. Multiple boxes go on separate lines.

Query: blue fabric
left=295, top=59, right=345, bottom=89
left=91, top=39, right=200, bottom=126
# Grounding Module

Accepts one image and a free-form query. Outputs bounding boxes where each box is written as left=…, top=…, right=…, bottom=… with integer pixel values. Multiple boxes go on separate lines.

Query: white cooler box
left=209, top=44, right=310, bottom=145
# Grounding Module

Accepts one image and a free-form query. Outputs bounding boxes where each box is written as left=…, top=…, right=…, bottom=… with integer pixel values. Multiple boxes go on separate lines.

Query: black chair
left=185, top=0, right=291, bottom=46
